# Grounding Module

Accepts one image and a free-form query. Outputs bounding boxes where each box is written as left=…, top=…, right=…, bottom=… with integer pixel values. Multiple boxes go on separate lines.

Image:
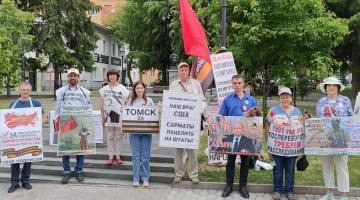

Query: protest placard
left=58, top=105, right=96, bottom=156
left=267, top=124, right=305, bottom=156
left=305, top=117, right=360, bottom=155
left=50, top=110, right=103, bottom=145
left=204, top=102, right=221, bottom=126
left=209, top=115, right=262, bottom=155
left=211, top=52, right=237, bottom=105
left=122, top=106, right=160, bottom=134
left=0, top=107, right=43, bottom=164
left=159, top=91, right=203, bottom=149
left=93, top=111, right=103, bottom=143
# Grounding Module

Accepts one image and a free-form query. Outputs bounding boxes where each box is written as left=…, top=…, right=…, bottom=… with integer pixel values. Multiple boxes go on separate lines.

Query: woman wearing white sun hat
left=316, top=77, right=352, bottom=200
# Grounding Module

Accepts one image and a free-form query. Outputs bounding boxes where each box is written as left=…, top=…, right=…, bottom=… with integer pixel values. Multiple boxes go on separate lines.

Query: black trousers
left=226, top=154, right=250, bottom=188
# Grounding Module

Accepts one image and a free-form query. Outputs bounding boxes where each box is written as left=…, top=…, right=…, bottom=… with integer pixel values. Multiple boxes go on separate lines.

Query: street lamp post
left=119, top=48, right=125, bottom=85
left=220, top=0, right=227, bottom=53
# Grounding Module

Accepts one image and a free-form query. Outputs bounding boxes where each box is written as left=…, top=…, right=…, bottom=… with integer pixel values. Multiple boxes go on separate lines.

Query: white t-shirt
left=99, top=84, right=129, bottom=126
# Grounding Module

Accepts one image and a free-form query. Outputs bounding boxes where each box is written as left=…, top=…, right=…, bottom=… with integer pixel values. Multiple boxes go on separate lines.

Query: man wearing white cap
left=55, top=68, right=91, bottom=183
left=169, top=62, right=206, bottom=184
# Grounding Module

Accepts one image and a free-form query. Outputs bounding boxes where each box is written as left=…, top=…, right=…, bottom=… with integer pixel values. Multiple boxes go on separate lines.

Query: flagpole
left=220, top=0, right=227, bottom=53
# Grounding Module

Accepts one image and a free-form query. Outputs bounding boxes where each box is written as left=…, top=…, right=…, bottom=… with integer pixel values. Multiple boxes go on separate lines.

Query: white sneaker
left=133, top=181, right=139, bottom=186
left=319, top=195, right=335, bottom=200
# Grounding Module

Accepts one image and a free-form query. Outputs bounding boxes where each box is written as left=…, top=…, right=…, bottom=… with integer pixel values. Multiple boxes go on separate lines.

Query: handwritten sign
left=267, top=124, right=305, bottom=156
left=211, top=52, right=237, bottom=105
left=159, top=91, right=203, bottom=149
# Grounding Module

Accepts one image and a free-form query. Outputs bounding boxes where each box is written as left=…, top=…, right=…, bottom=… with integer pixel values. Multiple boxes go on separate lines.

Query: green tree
left=198, top=0, right=348, bottom=108
left=29, top=0, right=100, bottom=94
left=106, top=0, right=173, bottom=86
left=324, top=0, right=360, bottom=100
left=297, top=70, right=312, bottom=101
left=0, top=0, right=34, bottom=96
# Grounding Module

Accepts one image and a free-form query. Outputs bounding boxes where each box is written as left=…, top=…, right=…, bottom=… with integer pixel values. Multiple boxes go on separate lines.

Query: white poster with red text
left=211, top=52, right=237, bottom=105
left=0, top=107, right=43, bottom=164
left=267, top=124, right=305, bottom=156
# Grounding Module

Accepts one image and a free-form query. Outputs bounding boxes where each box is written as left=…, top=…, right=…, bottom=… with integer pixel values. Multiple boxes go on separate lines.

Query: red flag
left=180, top=0, right=211, bottom=64
left=60, top=115, right=78, bottom=136
left=191, top=40, right=214, bottom=94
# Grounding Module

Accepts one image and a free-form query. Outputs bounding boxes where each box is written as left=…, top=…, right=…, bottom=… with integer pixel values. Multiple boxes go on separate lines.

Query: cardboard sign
left=159, top=91, right=203, bottom=149
left=211, top=52, right=237, bottom=105
left=305, top=117, right=360, bottom=155
left=122, top=106, right=160, bottom=134
left=204, top=102, right=221, bottom=126
left=0, top=107, right=43, bottom=164
left=267, top=124, right=305, bottom=156
left=58, top=105, right=96, bottom=156
left=209, top=116, right=263, bottom=155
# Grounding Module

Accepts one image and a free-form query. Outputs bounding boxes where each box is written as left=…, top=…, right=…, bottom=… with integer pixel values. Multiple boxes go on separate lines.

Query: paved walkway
left=0, top=183, right=358, bottom=200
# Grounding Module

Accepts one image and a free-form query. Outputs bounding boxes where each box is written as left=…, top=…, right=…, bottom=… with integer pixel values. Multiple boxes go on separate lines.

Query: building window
left=103, top=40, right=106, bottom=54
left=90, top=5, right=97, bottom=16
left=103, top=68, right=106, bottom=80
left=93, top=67, right=97, bottom=80
left=110, top=9, right=115, bottom=13
left=113, top=44, right=116, bottom=55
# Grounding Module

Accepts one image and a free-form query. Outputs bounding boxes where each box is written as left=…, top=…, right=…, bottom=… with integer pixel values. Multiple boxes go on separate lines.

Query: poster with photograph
left=0, top=107, right=43, bottom=164
left=305, top=117, right=360, bottom=155
left=159, top=91, right=203, bottom=149
left=208, top=116, right=263, bottom=155
left=122, top=106, right=160, bottom=134
left=204, top=102, right=221, bottom=126
left=58, top=105, right=96, bottom=156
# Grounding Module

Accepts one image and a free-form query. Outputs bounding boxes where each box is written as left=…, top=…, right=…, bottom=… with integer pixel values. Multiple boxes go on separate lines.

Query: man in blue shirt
left=219, top=75, right=258, bottom=198
left=8, top=83, right=47, bottom=193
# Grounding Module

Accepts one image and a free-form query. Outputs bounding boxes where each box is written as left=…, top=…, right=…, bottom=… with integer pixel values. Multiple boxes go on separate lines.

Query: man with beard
left=55, top=68, right=91, bottom=184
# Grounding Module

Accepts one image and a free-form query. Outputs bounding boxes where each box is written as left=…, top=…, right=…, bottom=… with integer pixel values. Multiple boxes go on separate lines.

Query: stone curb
left=172, top=181, right=360, bottom=197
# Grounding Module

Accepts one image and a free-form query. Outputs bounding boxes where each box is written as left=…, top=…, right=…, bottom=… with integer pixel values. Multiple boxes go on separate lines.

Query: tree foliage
left=106, top=0, right=173, bottom=84
left=28, top=0, right=100, bottom=92
left=324, top=0, right=360, bottom=100
left=0, top=0, right=34, bottom=94
left=197, top=0, right=348, bottom=108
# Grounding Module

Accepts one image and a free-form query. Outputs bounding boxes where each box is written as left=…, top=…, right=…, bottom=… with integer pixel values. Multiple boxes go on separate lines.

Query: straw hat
left=319, top=77, right=345, bottom=94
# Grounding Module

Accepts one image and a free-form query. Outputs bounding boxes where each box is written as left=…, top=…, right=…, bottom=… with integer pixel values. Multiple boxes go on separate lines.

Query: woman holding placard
left=265, top=87, right=304, bottom=200
left=99, top=69, right=129, bottom=165
left=316, top=77, right=352, bottom=200
left=126, top=81, right=155, bottom=187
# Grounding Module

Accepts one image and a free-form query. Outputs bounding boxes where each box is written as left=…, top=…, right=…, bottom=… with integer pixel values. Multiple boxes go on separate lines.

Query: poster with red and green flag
left=58, top=105, right=96, bottom=156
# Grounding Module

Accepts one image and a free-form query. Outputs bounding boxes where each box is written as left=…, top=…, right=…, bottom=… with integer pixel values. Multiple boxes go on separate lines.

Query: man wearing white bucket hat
left=316, top=77, right=352, bottom=200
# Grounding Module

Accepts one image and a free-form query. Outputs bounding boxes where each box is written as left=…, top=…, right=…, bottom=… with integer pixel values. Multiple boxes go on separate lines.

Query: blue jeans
left=129, top=134, right=152, bottom=182
left=11, top=163, right=31, bottom=185
left=62, top=155, right=84, bottom=174
left=273, top=155, right=297, bottom=193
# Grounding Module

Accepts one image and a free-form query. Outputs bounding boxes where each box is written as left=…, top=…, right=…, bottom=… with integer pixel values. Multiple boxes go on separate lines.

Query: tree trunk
left=162, top=65, right=167, bottom=84
left=261, top=65, right=271, bottom=109
left=54, top=64, right=59, bottom=98
left=351, top=44, right=360, bottom=104
left=127, top=62, right=133, bottom=87
left=6, top=85, right=11, bottom=97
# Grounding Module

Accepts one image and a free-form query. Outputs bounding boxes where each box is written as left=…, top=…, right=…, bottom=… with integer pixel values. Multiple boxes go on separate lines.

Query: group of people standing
left=7, top=65, right=352, bottom=200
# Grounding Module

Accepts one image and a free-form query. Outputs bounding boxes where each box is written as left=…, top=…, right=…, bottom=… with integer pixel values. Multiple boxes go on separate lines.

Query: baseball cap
left=177, top=62, right=190, bottom=69
left=278, top=87, right=292, bottom=96
left=67, top=68, right=79, bottom=75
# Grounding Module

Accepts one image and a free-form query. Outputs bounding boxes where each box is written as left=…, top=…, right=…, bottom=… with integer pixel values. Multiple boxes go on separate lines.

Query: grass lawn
left=197, top=107, right=360, bottom=187
left=270, top=96, right=318, bottom=104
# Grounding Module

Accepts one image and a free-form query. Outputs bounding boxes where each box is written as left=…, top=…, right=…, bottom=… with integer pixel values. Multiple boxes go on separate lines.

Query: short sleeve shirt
left=9, top=98, right=45, bottom=114
left=219, top=92, right=258, bottom=116
left=265, top=105, right=303, bottom=126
